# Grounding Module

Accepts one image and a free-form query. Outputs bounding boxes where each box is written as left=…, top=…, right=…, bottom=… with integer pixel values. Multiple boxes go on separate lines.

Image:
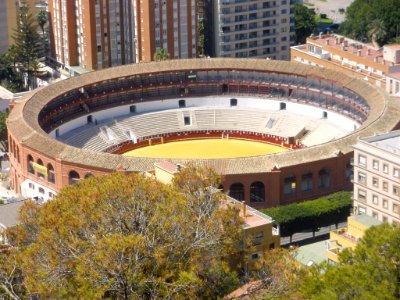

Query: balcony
left=330, top=228, right=360, bottom=249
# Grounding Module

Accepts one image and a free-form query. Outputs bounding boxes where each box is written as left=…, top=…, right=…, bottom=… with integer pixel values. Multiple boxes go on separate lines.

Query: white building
left=353, top=131, right=400, bottom=226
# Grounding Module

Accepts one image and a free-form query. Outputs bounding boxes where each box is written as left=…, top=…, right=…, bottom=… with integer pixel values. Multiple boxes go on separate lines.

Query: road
left=280, top=221, right=347, bottom=246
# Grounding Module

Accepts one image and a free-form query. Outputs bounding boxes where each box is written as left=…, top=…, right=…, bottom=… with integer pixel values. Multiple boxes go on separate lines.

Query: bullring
left=7, top=58, right=400, bottom=208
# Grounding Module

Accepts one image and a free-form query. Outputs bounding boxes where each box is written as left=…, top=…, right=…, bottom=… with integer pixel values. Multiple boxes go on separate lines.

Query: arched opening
left=47, top=163, right=55, bottom=184
left=229, top=183, right=244, bottom=201
left=322, top=111, right=328, bottom=118
left=84, top=173, right=94, bottom=179
left=69, top=170, right=80, bottom=185
left=301, top=172, right=313, bottom=192
left=250, top=181, right=265, bottom=202
left=129, top=105, right=136, bottom=113
left=27, top=155, right=34, bottom=174
left=284, top=175, right=296, bottom=195
left=319, top=168, right=330, bottom=188
left=87, top=115, right=93, bottom=123
left=280, top=102, right=286, bottom=110
left=345, top=162, right=353, bottom=182
left=36, top=159, right=45, bottom=180
left=178, top=99, right=186, bottom=108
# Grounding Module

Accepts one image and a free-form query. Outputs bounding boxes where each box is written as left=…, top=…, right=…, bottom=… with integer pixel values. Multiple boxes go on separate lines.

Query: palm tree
left=368, top=20, right=387, bottom=48
left=153, top=48, right=170, bottom=61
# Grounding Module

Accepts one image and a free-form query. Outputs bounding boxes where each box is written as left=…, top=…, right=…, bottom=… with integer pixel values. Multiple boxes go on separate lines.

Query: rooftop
left=294, top=240, right=327, bottom=266
left=350, top=214, right=382, bottom=227
left=0, top=200, right=28, bottom=229
left=307, top=34, right=400, bottom=67
left=361, top=130, right=400, bottom=155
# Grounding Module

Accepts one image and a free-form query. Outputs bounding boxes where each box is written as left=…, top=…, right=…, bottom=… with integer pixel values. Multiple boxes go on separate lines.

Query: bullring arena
left=7, top=59, right=400, bottom=208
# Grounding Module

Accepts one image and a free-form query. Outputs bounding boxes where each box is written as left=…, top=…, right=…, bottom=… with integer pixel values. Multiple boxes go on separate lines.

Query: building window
left=383, top=181, right=389, bottom=192
left=393, top=185, right=399, bottom=196
left=358, top=172, right=366, bottom=184
left=280, top=102, right=286, bottom=110
left=358, top=206, right=366, bottom=215
left=230, top=98, right=238, bottom=106
left=383, top=164, right=388, bottom=174
left=184, top=116, right=191, bottom=126
left=130, top=105, right=136, bottom=113
left=318, top=168, right=330, bottom=188
left=38, top=187, right=45, bottom=194
left=284, top=175, right=296, bottom=195
left=358, top=155, right=366, bottom=167
left=252, top=232, right=264, bottom=246
left=322, top=111, right=328, bottom=119
left=229, top=183, right=244, bottom=201
left=27, top=155, right=34, bottom=174
left=372, top=194, right=378, bottom=205
left=372, top=177, right=379, bottom=188
left=301, top=172, right=313, bottom=192
left=372, top=160, right=379, bottom=170
left=250, top=181, right=265, bottom=202
left=28, top=182, right=35, bottom=189
left=69, top=171, right=80, bottom=185
left=382, top=216, right=388, bottom=223
left=393, top=203, right=399, bottom=215
left=47, top=163, right=55, bottom=184
left=383, top=199, right=388, bottom=209
left=394, top=168, right=399, bottom=178
left=358, top=189, right=366, bottom=202
left=372, top=211, right=379, bottom=219
left=87, top=115, right=93, bottom=123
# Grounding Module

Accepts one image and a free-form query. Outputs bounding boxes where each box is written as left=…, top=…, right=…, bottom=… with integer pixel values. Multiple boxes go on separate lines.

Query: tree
left=262, top=192, right=352, bottom=241
left=294, top=4, right=317, bottom=44
left=368, top=20, right=387, bottom=48
left=0, top=110, right=10, bottom=150
left=340, top=0, right=400, bottom=46
left=301, top=223, right=400, bottom=299
left=153, top=48, right=170, bottom=61
left=12, top=0, right=42, bottom=89
left=2, top=171, right=244, bottom=299
left=36, top=10, right=47, bottom=36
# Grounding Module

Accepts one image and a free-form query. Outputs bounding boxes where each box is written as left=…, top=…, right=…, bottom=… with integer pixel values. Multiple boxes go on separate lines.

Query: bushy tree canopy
left=294, top=4, right=317, bottom=44
left=2, top=169, right=244, bottom=299
left=301, top=223, right=400, bottom=299
left=340, top=0, right=400, bottom=46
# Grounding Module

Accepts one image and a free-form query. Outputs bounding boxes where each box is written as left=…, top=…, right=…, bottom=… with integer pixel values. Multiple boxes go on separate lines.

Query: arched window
left=319, top=168, right=330, bottom=188
left=47, top=163, right=55, bottom=184
left=250, top=181, right=265, bottom=202
left=84, top=173, right=94, bottom=179
left=27, top=155, right=34, bottom=174
left=36, top=159, right=45, bottom=179
left=345, top=162, right=353, bottom=182
left=69, top=170, right=80, bottom=185
left=284, top=175, right=296, bottom=195
left=229, top=183, right=244, bottom=201
left=301, top=172, right=313, bottom=192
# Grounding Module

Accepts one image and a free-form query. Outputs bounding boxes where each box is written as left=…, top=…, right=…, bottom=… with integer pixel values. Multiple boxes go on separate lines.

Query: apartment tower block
left=48, top=0, right=197, bottom=72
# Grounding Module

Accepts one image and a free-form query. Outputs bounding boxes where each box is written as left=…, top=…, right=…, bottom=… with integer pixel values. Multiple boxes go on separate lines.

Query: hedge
left=262, top=191, right=352, bottom=237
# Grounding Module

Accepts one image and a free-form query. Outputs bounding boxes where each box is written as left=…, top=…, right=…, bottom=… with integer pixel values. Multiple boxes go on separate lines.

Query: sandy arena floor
left=123, top=139, right=288, bottom=159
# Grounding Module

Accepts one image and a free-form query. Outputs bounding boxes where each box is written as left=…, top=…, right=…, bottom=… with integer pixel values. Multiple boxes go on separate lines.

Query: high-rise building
left=205, top=0, right=295, bottom=60
left=134, top=0, right=198, bottom=62
left=48, top=0, right=198, bottom=72
left=48, top=0, right=136, bottom=72
left=0, top=0, right=46, bottom=54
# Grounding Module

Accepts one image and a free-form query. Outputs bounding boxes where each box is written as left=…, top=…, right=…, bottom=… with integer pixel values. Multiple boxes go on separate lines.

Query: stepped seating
left=59, top=106, right=352, bottom=151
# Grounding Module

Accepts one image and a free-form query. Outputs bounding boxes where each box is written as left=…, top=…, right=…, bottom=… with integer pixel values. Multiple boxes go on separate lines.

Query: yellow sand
left=123, top=139, right=288, bottom=159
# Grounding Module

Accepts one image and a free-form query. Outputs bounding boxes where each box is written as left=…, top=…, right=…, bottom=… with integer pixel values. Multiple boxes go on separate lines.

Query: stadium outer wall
left=6, top=59, right=400, bottom=208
